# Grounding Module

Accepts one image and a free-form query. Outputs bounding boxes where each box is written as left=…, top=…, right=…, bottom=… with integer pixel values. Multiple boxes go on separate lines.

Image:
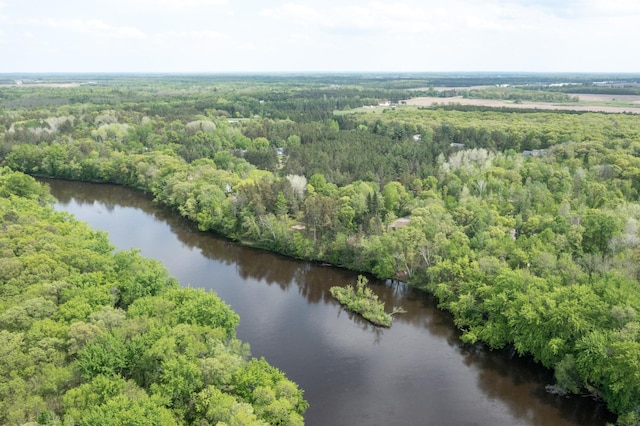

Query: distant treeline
left=548, top=86, right=640, bottom=96
left=419, top=104, right=590, bottom=114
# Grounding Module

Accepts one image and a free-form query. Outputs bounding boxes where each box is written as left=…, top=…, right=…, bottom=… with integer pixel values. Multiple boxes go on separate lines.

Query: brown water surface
left=45, top=179, right=615, bottom=426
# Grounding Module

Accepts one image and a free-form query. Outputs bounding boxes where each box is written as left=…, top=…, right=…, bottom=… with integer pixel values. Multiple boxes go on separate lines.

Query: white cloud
left=253, top=0, right=632, bottom=72
left=262, top=2, right=438, bottom=36
left=22, top=18, right=147, bottom=40
left=1, top=0, right=639, bottom=72
left=117, top=0, right=228, bottom=12
left=493, top=0, right=582, bottom=17
left=464, top=2, right=564, bottom=32
left=158, top=0, right=227, bottom=6
left=588, top=0, right=640, bottom=16
left=334, top=2, right=433, bottom=34
left=497, top=0, right=640, bottom=18
left=261, top=0, right=570, bottom=38
left=164, top=30, right=228, bottom=40
left=465, top=15, right=506, bottom=31
left=261, top=3, right=329, bottom=27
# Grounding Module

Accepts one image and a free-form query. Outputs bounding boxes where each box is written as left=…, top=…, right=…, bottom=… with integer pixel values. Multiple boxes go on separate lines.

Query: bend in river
left=45, top=179, right=615, bottom=426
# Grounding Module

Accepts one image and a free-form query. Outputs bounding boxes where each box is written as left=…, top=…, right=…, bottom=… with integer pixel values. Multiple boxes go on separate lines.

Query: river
left=45, top=179, right=615, bottom=426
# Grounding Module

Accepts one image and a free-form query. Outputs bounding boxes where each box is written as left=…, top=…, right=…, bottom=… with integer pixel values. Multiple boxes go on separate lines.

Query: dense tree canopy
left=2, top=74, right=640, bottom=424
left=0, top=167, right=307, bottom=425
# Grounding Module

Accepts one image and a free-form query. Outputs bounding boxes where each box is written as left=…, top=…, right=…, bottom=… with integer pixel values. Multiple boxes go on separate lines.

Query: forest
left=1, top=73, right=640, bottom=425
left=0, top=167, right=307, bottom=425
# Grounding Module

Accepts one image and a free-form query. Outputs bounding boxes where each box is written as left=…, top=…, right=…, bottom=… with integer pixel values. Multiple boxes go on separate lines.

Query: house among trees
left=389, top=216, right=411, bottom=231
left=522, top=149, right=548, bottom=157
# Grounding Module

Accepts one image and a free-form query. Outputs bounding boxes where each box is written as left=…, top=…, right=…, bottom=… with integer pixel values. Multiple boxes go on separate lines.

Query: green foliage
left=3, top=74, right=640, bottom=423
left=113, top=252, right=180, bottom=308
left=581, top=209, right=622, bottom=254
left=232, top=358, right=308, bottom=425
left=194, top=386, right=266, bottom=426
left=0, top=169, right=307, bottom=425
left=459, top=86, right=577, bottom=103
left=157, top=288, right=240, bottom=337
left=63, top=375, right=178, bottom=426
left=0, top=167, right=53, bottom=202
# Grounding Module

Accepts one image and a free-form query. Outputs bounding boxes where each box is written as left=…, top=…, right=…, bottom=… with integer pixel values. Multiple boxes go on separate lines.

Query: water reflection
left=43, top=179, right=616, bottom=426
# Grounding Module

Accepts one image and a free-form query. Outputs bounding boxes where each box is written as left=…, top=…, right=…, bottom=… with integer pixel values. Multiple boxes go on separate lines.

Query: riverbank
left=0, top=169, right=307, bottom=425
left=44, top=177, right=617, bottom=426
left=5, top=87, right=640, bottom=424
left=18, top=144, right=634, bottom=425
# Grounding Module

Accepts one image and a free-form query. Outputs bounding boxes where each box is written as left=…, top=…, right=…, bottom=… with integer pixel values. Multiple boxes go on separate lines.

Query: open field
left=573, top=93, right=640, bottom=104
left=0, top=82, right=82, bottom=88
left=405, top=95, right=640, bottom=114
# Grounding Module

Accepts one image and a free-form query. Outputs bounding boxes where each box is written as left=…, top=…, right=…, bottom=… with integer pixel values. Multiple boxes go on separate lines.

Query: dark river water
left=44, top=179, right=615, bottom=426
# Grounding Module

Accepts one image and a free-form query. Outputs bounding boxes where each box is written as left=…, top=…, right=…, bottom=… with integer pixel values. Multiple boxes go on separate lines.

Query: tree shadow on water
left=462, top=345, right=616, bottom=426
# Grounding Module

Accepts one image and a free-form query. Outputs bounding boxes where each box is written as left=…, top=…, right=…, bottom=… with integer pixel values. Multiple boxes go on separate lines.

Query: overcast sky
left=1, top=0, right=638, bottom=73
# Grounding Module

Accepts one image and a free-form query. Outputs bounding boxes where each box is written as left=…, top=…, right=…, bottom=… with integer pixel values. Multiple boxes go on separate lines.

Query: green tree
left=581, top=209, right=622, bottom=255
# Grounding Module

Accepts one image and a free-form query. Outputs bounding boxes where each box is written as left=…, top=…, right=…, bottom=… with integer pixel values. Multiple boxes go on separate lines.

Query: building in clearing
left=522, top=149, right=548, bottom=157
left=389, top=216, right=411, bottom=231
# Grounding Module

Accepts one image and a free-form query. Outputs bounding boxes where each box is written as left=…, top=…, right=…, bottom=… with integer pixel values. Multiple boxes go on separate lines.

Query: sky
left=0, top=0, right=638, bottom=73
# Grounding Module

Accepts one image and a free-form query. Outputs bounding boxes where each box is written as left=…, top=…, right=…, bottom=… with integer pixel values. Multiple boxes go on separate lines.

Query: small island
left=330, top=275, right=405, bottom=327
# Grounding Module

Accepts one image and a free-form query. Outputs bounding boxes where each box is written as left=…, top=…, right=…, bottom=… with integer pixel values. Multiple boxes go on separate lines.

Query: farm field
left=405, top=94, right=640, bottom=113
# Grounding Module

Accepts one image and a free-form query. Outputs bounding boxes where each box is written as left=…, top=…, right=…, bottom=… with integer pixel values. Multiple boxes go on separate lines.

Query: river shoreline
left=42, top=177, right=616, bottom=426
